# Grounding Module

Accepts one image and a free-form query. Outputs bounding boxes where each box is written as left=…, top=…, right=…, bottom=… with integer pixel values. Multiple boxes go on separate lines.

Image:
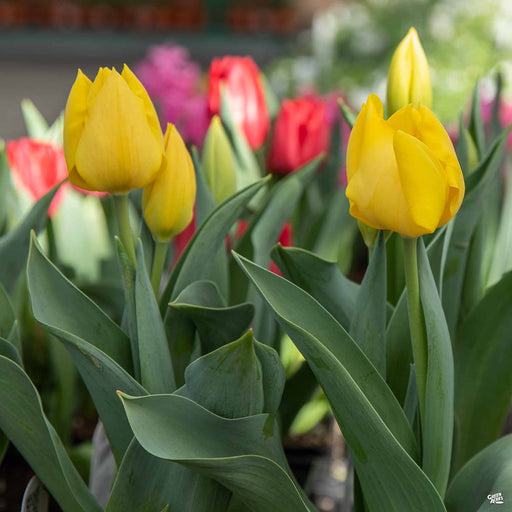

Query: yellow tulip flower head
left=63, top=65, right=164, bottom=193
left=142, top=124, right=196, bottom=242
left=202, top=115, right=237, bottom=204
left=346, top=94, right=465, bottom=238
left=387, top=27, right=432, bottom=116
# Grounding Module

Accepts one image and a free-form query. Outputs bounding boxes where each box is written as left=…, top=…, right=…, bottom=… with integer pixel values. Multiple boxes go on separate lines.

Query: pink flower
left=136, top=44, right=209, bottom=147
left=7, top=138, right=68, bottom=216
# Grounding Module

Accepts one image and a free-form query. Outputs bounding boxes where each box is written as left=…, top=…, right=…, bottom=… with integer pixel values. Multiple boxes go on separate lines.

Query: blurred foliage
left=268, top=0, right=512, bottom=122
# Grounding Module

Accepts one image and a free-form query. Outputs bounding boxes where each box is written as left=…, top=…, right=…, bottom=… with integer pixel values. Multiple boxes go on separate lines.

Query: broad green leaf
left=135, top=241, right=175, bottom=393
left=27, top=233, right=131, bottom=371
left=233, top=254, right=448, bottom=512
left=0, top=356, right=101, bottom=512
left=27, top=234, right=144, bottom=462
left=279, top=362, right=318, bottom=437
left=180, top=331, right=285, bottom=418
left=106, top=439, right=231, bottom=512
left=233, top=159, right=318, bottom=340
left=443, top=127, right=509, bottom=337
left=120, top=393, right=314, bottom=512
left=446, top=435, right=512, bottom=512
left=418, top=239, right=454, bottom=497
left=160, top=177, right=269, bottom=310
left=191, top=147, right=229, bottom=299
left=350, top=231, right=387, bottom=376
left=271, top=245, right=359, bottom=331
left=0, top=183, right=60, bottom=291
left=170, top=280, right=254, bottom=354
left=452, top=270, right=512, bottom=471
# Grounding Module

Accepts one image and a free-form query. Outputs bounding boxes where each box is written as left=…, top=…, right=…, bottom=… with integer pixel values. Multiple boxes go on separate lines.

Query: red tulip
left=7, top=138, right=68, bottom=216
left=267, top=97, right=330, bottom=175
left=208, top=56, right=269, bottom=150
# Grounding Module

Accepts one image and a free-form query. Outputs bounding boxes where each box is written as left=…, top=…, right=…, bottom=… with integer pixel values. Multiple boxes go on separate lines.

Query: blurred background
left=1, top=0, right=511, bottom=139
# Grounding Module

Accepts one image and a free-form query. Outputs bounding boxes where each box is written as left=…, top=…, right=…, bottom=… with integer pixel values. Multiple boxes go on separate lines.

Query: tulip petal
left=121, top=64, right=163, bottom=146
left=143, top=125, right=196, bottom=241
left=409, top=30, right=432, bottom=108
left=74, top=69, right=163, bottom=193
left=63, top=69, right=92, bottom=175
left=393, top=130, right=447, bottom=235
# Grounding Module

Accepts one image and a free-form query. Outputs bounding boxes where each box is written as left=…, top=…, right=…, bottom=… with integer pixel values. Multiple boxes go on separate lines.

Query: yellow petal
left=121, top=64, right=163, bottom=146
left=74, top=69, right=163, bottom=193
left=409, top=29, right=432, bottom=109
left=143, top=124, right=196, bottom=241
left=346, top=95, right=418, bottom=235
left=393, top=130, right=447, bottom=235
left=63, top=69, right=92, bottom=175
left=88, top=67, right=112, bottom=106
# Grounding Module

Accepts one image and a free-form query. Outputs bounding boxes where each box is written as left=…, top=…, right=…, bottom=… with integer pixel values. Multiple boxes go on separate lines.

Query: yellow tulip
left=63, top=65, right=164, bottom=193
left=202, top=115, right=237, bottom=204
left=143, top=124, right=196, bottom=242
left=387, top=27, right=432, bottom=115
left=346, top=94, right=464, bottom=238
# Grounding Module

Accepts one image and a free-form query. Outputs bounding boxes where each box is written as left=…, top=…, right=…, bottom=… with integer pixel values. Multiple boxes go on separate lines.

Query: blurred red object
left=208, top=56, right=270, bottom=150
left=7, top=138, right=68, bottom=216
left=267, top=97, right=330, bottom=175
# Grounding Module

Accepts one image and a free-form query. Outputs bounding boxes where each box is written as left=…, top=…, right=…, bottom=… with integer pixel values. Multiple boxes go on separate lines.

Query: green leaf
left=170, top=280, right=254, bottom=354
left=233, top=254, right=448, bottom=512
left=446, top=435, right=512, bottom=512
left=0, top=142, right=10, bottom=232
left=271, top=245, right=359, bottom=332
left=338, top=97, right=356, bottom=128
left=350, top=231, right=387, bottom=376
left=443, top=127, right=510, bottom=337
left=160, top=177, right=269, bottom=310
left=135, top=240, right=175, bottom=393
left=417, top=239, right=454, bottom=497
left=0, top=183, right=60, bottom=291
left=27, top=234, right=144, bottom=462
left=220, top=88, right=261, bottom=190
left=180, top=331, right=285, bottom=418
left=120, top=393, right=314, bottom=512
left=27, top=233, right=131, bottom=371
left=468, top=82, right=486, bottom=157
left=452, top=271, right=512, bottom=471
left=0, top=282, right=20, bottom=354
left=0, top=356, right=101, bottom=512
left=21, top=99, right=49, bottom=139
left=106, top=439, right=231, bottom=512
left=232, top=159, right=319, bottom=340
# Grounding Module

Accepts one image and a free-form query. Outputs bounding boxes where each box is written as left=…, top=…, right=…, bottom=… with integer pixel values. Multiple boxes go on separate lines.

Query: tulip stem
left=151, top=241, right=168, bottom=296
left=114, top=194, right=136, bottom=267
left=402, top=236, right=428, bottom=423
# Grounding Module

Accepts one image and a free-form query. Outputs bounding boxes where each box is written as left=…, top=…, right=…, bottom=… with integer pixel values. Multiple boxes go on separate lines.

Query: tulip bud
left=346, top=94, right=464, bottom=238
left=202, top=116, right=237, bottom=204
left=267, top=97, right=330, bottom=175
left=143, top=124, right=196, bottom=242
left=208, top=56, right=270, bottom=150
left=63, top=65, right=164, bottom=194
left=387, top=27, right=432, bottom=116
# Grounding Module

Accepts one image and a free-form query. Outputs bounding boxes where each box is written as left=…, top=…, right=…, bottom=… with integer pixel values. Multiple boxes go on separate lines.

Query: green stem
left=151, top=241, right=168, bottom=296
left=113, top=194, right=136, bottom=267
left=402, top=236, right=428, bottom=422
